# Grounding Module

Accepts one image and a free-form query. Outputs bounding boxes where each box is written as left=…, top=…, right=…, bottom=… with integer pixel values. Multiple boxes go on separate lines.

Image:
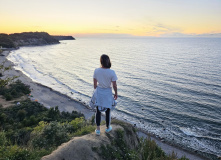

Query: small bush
left=0, top=131, right=7, bottom=146
left=17, top=109, right=27, bottom=121
left=140, top=136, right=166, bottom=160
left=0, top=113, right=7, bottom=124
left=47, top=106, right=60, bottom=121
left=69, top=117, right=85, bottom=131
left=31, top=121, right=70, bottom=149
left=98, top=129, right=140, bottom=160
left=73, top=125, right=95, bottom=136
left=0, top=145, right=53, bottom=160
left=5, top=92, right=13, bottom=100
left=0, top=80, right=31, bottom=100
left=0, top=145, right=31, bottom=160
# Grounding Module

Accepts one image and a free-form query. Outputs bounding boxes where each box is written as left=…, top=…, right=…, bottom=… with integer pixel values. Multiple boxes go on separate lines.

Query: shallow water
left=8, top=37, right=221, bottom=158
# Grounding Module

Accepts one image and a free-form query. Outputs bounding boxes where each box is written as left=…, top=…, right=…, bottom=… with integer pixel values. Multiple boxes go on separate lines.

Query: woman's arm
left=93, top=78, right=97, bottom=89
left=112, top=81, right=118, bottom=100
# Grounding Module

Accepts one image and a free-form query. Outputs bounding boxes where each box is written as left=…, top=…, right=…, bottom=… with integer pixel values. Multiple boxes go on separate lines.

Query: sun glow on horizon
left=1, top=0, right=221, bottom=37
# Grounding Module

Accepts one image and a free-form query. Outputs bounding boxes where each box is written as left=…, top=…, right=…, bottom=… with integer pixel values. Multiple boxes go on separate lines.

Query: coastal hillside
left=41, top=124, right=140, bottom=160
left=52, top=35, right=75, bottom=40
left=41, top=121, right=191, bottom=160
left=0, top=32, right=75, bottom=48
left=9, top=32, right=59, bottom=47
left=0, top=34, right=15, bottom=48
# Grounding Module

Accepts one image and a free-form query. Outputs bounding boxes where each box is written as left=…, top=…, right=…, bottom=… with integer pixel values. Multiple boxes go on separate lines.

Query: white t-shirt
left=93, top=68, right=118, bottom=88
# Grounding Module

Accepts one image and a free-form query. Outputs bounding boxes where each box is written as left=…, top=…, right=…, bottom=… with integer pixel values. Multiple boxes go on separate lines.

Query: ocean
left=7, top=37, right=221, bottom=158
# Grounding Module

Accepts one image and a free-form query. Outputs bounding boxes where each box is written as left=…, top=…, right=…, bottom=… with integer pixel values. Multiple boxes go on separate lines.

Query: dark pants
left=95, top=107, right=111, bottom=128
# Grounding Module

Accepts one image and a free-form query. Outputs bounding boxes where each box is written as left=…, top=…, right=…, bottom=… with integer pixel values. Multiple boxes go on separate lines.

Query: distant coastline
left=0, top=32, right=75, bottom=49
left=52, top=35, right=75, bottom=41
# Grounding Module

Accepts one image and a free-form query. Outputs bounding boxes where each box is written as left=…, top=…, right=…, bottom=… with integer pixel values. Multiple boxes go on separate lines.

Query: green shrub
left=10, top=127, right=32, bottom=146
left=5, top=92, right=13, bottom=100
left=0, top=96, right=96, bottom=159
left=90, top=115, right=95, bottom=125
left=98, top=129, right=140, bottom=160
left=69, top=117, right=85, bottom=131
left=0, top=80, right=31, bottom=100
left=73, top=125, right=95, bottom=136
left=140, top=136, right=166, bottom=160
left=17, top=109, right=27, bottom=121
left=0, top=131, right=7, bottom=146
left=0, top=145, right=31, bottom=160
left=47, top=106, right=60, bottom=121
left=32, top=121, right=48, bottom=133
left=0, top=145, right=53, bottom=160
left=31, top=121, right=70, bottom=149
left=28, top=148, right=54, bottom=160
left=11, top=89, right=18, bottom=96
left=60, top=110, right=84, bottom=122
left=0, top=112, right=7, bottom=124
left=179, top=156, right=189, bottom=160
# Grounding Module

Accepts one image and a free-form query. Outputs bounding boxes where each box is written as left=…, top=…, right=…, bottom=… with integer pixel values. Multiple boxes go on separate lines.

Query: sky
left=0, top=0, right=221, bottom=37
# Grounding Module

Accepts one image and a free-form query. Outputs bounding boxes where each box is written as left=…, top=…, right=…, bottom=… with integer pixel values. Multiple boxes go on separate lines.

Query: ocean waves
left=7, top=38, right=221, bottom=158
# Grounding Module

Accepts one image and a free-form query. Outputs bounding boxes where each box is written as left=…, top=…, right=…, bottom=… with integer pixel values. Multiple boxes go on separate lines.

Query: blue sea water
left=8, top=37, right=221, bottom=158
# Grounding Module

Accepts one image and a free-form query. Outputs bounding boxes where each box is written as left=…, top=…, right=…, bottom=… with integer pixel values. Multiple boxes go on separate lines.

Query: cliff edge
left=41, top=124, right=140, bottom=160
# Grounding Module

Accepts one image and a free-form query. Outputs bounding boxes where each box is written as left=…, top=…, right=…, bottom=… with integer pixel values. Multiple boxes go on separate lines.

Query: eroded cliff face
left=12, top=38, right=56, bottom=46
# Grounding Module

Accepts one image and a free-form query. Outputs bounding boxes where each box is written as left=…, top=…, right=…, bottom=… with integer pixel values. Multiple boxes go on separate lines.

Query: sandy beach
left=0, top=50, right=208, bottom=160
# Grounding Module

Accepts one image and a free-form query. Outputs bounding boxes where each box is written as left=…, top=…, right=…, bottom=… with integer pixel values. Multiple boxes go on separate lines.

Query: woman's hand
left=114, top=94, right=118, bottom=100
left=112, top=81, right=118, bottom=100
left=93, top=78, right=97, bottom=89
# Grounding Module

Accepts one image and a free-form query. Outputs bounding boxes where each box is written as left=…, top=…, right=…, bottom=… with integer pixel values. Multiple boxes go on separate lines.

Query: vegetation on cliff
left=0, top=79, right=188, bottom=160
left=0, top=34, right=15, bottom=48
left=0, top=80, right=30, bottom=101
left=0, top=98, right=93, bottom=160
left=10, top=32, right=59, bottom=46
left=0, top=32, right=60, bottom=48
left=95, top=120, right=189, bottom=160
left=0, top=72, right=94, bottom=159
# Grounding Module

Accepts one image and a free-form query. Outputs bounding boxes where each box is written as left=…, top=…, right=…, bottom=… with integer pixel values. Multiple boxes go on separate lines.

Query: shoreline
left=1, top=49, right=208, bottom=160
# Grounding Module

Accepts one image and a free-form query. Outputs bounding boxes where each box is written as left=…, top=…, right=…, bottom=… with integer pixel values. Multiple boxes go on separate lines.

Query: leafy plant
left=0, top=131, right=7, bottom=146
left=0, top=61, right=18, bottom=89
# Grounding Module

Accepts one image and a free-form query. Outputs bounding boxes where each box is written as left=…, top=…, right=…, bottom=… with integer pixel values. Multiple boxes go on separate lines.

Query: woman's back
left=93, top=68, right=117, bottom=88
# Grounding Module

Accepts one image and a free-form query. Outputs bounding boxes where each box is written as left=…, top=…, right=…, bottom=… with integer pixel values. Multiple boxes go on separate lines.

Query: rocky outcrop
left=41, top=124, right=140, bottom=160
left=0, top=32, right=60, bottom=48
left=52, top=36, right=75, bottom=41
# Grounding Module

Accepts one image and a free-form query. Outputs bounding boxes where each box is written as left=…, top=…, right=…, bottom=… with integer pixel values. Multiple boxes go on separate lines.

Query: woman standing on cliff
left=90, top=54, right=118, bottom=135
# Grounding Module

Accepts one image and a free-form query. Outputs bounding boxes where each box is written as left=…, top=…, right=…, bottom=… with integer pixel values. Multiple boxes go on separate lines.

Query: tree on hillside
left=0, top=61, right=18, bottom=88
left=0, top=34, right=15, bottom=48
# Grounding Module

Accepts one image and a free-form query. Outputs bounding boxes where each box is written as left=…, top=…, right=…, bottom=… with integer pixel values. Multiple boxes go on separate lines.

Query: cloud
left=144, top=22, right=183, bottom=36
left=195, top=33, right=221, bottom=37
left=74, top=33, right=134, bottom=38
left=160, top=32, right=221, bottom=37
left=144, top=21, right=221, bottom=37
